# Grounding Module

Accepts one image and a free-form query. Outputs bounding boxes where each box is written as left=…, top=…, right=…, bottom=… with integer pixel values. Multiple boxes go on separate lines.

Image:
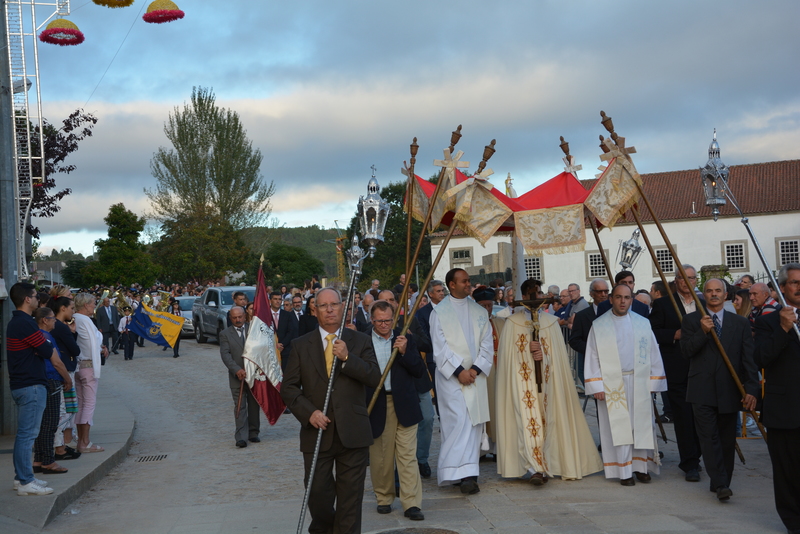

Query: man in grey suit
left=681, top=278, right=759, bottom=502
left=219, top=307, right=260, bottom=448
left=95, top=298, right=119, bottom=355
left=281, top=288, right=380, bottom=534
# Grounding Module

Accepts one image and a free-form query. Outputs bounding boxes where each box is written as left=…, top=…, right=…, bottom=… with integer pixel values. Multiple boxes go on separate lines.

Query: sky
left=25, top=0, right=800, bottom=257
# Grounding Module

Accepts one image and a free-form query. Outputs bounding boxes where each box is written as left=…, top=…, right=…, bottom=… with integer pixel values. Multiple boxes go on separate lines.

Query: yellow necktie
left=325, top=334, right=336, bottom=376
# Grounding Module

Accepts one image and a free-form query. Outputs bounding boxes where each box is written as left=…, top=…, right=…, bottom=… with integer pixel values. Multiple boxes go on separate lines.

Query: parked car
left=192, top=286, right=256, bottom=343
left=174, top=296, right=198, bottom=336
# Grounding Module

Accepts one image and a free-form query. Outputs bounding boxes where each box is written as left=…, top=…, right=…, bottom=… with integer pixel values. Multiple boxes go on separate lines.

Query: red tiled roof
left=430, top=159, right=800, bottom=236
left=581, top=159, right=800, bottom=224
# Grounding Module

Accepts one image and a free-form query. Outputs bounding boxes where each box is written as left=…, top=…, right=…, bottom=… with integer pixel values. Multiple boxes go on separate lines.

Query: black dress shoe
left=404, top=507, right=424, bottom=521
left=685, top=468, right=700, bottom=482
left=634, top=472, right=651, bottom=483
left=249, top=437, right=261, bottom=443
left=112, top=351, right=119, bottom=355
left=235, top=440, right=247, bottom=448
left=620, top=477, right=636, bottom=486
left=460, top=479, right=480, bottom=494
left=418, top=462, right=431, bottom=478
left=377, top=505, right=392, bottom=514
left=529, top=473, right=547, bottom=486
left=716, top=486, right=732, bottom=501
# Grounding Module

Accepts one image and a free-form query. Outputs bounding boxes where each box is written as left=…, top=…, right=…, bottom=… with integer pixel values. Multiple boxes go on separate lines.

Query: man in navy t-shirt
left=7, top=282, right=68, bottom=495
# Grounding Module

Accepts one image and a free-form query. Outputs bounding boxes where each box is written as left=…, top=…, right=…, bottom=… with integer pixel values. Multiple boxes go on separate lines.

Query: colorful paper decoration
left=92, top=0, right=136, bottom=7
left=39, top=19, right=85, bottom=46
left=142, top=0, right=185, bottom=23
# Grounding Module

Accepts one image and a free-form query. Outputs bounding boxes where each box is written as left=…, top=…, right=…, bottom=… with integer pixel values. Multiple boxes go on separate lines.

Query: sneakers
left=12, top=478, right=47, bottom=490
left=17, top=481, right=53, bottom=496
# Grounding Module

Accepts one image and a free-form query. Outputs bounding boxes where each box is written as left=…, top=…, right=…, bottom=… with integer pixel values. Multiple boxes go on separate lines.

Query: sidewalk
left=0, top=382, right=135, bottom=530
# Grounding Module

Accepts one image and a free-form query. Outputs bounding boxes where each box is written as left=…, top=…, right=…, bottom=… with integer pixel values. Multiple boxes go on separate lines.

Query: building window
left=450, top=247, right=473, bottom=270
left=652, top=247, right=675, bottom=277
left=777, top=238, right=800, bottom=267
left=585, top=251, right=607, bottom=280
left=523, top=256, right=543, bottom=281
left=721, top=241, right=748, bottom=272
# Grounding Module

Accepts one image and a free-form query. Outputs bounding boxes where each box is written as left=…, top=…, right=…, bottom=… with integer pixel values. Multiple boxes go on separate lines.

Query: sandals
left=78, top=442, right=105, bottom=453
left=34, top=464, right=68, bottom=474
left=54, top=446, right=82, bottom=461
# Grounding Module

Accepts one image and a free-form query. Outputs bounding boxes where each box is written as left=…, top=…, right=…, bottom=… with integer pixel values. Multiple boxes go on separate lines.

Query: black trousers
left=33, top=379, right=61, bottom=465
left=767, top=426, right=800, bottom=533
left=303, top=430, right=368, bottom=534
left=122, top=332, right=136, bottom=360
left=173, top=335, right=181, bottom=357
left=692, top=404, right=736, bottom=490
left=667, top=383, right=701, bottom=472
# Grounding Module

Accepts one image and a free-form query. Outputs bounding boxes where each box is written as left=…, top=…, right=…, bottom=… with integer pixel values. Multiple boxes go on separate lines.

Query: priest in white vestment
left=496, top=304, right=603, bottom=485
left=584, top=284, right=667, bottom=485
left=430, top=269, right=494, bottom=494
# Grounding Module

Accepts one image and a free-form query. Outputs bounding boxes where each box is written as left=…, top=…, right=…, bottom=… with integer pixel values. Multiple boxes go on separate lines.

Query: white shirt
left=372, top=331, right=393, bottom=392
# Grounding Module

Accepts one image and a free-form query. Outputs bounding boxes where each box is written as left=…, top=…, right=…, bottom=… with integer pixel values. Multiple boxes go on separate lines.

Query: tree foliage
left=347, top=180, right=432, bottom=292
left=262, top=242, right=326, bottom=287
left=82, top=203, right=158, bottom=287
left=26, top=110, right=97, bottom=238
left=242, top=225, right=340, bottom=279
left=150, top=210, right=250, bottom=284
left=146, top=86, right=274, bottom=230
left=61, top=259, right=90, bottom=288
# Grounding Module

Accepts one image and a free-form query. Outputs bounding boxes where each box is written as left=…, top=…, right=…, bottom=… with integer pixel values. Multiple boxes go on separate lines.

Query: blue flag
left=128, top=303, right=185, bottom=348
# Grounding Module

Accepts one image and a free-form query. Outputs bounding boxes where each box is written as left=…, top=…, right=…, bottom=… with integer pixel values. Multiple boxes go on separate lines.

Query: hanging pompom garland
left=92, top=0, right=136, bottom=7
left=142, top=0, right=185, bottom=23
left=39, top=19, right=85, bottom=46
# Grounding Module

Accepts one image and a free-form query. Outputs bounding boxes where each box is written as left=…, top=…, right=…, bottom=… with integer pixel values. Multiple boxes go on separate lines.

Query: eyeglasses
left=43, top=316, right=56, bottom=321
left=316, top=303, right=342, bottom=311
left=592, top=289, right=609, bottom=294
left=373, top=319, right=393, bottom=325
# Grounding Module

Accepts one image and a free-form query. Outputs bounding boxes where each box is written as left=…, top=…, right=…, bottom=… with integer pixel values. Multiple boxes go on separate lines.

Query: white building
left=430, top=158, right=800, bottom=292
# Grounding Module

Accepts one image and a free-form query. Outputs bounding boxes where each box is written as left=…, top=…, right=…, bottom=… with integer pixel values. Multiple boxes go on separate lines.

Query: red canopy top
left=514, top=171, right=590, bottom=210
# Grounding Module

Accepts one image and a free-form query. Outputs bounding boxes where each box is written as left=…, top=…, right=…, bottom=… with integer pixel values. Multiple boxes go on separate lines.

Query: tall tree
left=82, top=203, right=158, bottom=287
left=150, top=209, right=250, bottom=284
left=26, top=109, right=98, bottom=238
left=146, top=86, right=274, bottom=230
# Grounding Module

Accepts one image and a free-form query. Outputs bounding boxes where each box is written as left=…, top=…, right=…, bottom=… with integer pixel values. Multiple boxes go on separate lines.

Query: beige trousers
left=369, top=395, right=422, bottom=511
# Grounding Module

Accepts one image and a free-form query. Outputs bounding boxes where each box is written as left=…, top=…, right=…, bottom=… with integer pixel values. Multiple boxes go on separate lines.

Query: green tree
left=262, top=242, right=325, bottom=287
left=347, top=180, right=432, bottom=292
left=150, top=210, right=250, bottom=284
left=61, top=259, right=90, bottom=288
left=82, top=203, right=158, bottom=286
left=146, top=86, right=274, bottom=230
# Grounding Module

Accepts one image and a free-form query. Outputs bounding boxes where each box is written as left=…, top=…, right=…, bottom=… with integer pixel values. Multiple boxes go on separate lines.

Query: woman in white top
left=73, top=293, right=107, bottom=454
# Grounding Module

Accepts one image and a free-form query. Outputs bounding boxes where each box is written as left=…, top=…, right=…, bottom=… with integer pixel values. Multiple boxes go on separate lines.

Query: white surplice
left=430, top=295, right=494, bottom=485
left=584, top=311, right=667, bottom=480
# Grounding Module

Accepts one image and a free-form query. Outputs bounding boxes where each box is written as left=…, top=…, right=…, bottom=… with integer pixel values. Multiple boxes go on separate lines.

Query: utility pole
left=1, top=0, right=21, bottom=433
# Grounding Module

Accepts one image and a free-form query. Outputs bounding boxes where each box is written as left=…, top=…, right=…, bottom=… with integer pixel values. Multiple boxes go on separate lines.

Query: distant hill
left=242, top=225, right=340, bottom=280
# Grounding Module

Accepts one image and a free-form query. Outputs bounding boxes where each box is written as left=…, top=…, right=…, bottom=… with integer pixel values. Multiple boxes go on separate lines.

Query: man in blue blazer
left=681, top=278, right=759, bottom=502
left=365, top=300, right=426, bottom=521
left=755, top=263, right=800, bottom=533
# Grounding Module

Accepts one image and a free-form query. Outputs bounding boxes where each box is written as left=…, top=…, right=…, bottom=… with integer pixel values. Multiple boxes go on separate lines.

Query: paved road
left=41, top=337, right=785, bottom=534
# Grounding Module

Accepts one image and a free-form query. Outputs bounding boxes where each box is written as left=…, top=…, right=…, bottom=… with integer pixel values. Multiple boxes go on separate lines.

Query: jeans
left=416, top=391, right=435, bottom=464
left=12, top=385, right=47, bottom=485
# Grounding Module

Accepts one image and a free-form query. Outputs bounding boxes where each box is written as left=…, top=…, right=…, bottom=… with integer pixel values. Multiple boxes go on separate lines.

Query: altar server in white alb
left=584, top=283, right=667, bottom=486
left=430, top=268, right=494, bottom=495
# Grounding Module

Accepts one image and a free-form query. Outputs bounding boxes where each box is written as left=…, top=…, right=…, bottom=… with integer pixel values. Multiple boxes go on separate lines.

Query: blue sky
left=30, top=0, right=800, bottom=256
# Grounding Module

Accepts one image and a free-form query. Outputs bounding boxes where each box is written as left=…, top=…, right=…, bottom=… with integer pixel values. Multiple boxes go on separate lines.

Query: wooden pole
left=235, top=378, right=245, bottom=419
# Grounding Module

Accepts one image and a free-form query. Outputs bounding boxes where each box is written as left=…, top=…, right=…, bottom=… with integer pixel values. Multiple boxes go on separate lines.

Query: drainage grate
left=135, top=454, right=168, bottom=463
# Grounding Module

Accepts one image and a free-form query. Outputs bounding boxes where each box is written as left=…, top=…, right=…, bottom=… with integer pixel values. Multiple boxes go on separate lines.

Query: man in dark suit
left=596, top=271, right=649, bottom=318
left=355, top=293, right=373, bottom=333
left=95, top=297, right=119, bottom=355
left=219, top=306, right=260, bottom=448
left=281, top=288, right=380, bottom=534
left=365, top=300, right=426, bottom=521
left=681, top=278, right=759, bottom=502
left=755, top=263, right=800, bottom=533
left=274, top=292, right=299, bottom=370
left=649, top=265, right=704, bottom=482
left=569, top=278, right=610, bottom=386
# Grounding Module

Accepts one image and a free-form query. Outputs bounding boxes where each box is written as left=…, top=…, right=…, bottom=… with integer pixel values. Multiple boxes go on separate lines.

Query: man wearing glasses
left=7, top=283, right=69, bottom=496
left=569, top=279, right=610, bottom=387
left=649, top=265, right=704, bottom=483
left=281, top=288, right=380, bottom=534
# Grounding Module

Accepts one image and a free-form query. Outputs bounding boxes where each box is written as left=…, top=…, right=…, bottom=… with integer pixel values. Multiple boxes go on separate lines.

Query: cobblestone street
left=37, top=338, right=784, bottom=534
